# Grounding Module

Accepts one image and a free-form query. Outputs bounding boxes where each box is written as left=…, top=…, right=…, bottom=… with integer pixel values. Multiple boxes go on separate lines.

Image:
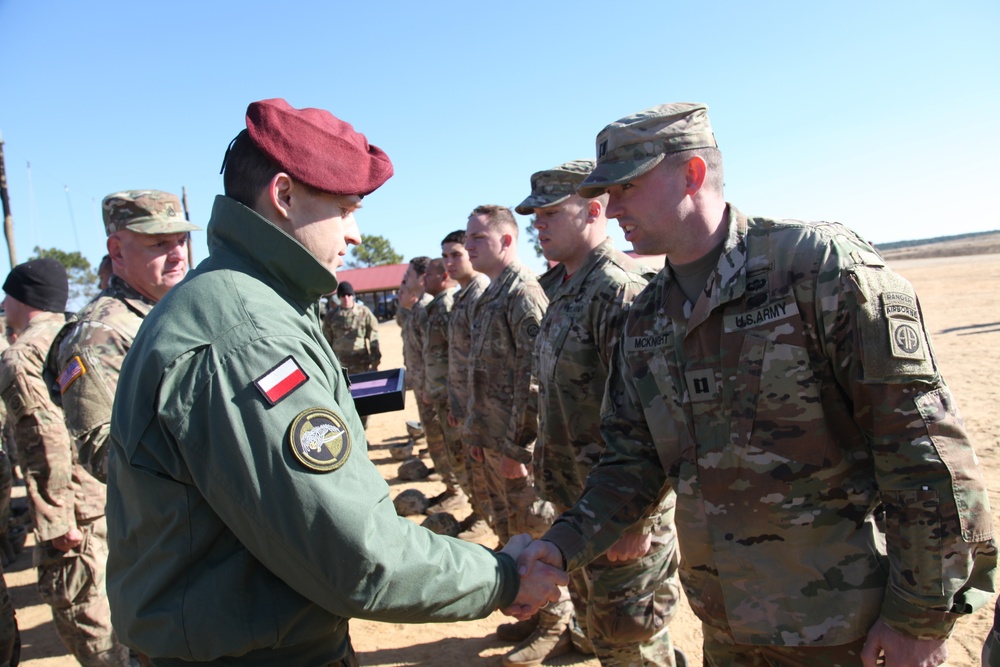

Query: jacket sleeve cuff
left=542, top=523, right=586, bottom=571
left=879, top=591, right=958, bottom=640
left=501, top=441, right=533, bottom=465
left=494, top=551, right=520, bottom=609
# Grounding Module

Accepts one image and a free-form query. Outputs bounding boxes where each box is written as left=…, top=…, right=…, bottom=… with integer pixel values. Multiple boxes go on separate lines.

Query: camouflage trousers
left=481, top=448, right=556, bottom=545
left=35, top=516, right=129, bottom=666
left=431, top=398, right=495, bottom=523
left=0, top=567, right=18, bottom=667
left=415, top=392, right=458, bottom=492
left=562, top=520, right=681, bottom=667
left=702, top=624, right=867, bottom=666
left=0, top=451, right=10, bottom=543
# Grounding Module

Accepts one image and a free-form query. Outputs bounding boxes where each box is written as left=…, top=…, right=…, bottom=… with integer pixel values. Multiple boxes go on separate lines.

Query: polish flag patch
left=254, top=356, right=309, bottom=406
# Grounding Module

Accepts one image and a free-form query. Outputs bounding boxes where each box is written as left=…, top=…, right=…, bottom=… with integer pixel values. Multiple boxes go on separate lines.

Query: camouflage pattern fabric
left=463, top=262, right=546, bottom=463
left=322, top=302, right=380, bottom=374
left=445, top=273, right=493, bottom=525
left=534, top=239, right=681, bottom=665
left=422, top=287, right=457, bottom=405
left=702, top=623, right=867, bottom=667
left=447, top=274, right=488, bottom=420
left=422, top=286, right=469, bottom=494
left=55, top=275, right=154, bottom=483
left=464, top=263, right=547, bottom=544
left=400, top=294, right=431, bottom=391
left=0, top=312, right=125, bottom=664
left=544, top=205, right=997, bottom=647
left=0, top=566, right=17, bottom=667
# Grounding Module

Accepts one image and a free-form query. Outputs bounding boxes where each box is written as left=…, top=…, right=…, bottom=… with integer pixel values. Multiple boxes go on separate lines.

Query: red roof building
left=330, top=263, right=409, bottom=320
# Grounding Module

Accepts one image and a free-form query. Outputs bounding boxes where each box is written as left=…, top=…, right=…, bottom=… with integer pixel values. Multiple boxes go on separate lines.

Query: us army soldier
left=1, top=259, right=128, bottom=666
left=56, top=190, right=198, bottom=483
left=517, top=103, right=997, bottom=667
left=515, top=160, right=682, bottom=667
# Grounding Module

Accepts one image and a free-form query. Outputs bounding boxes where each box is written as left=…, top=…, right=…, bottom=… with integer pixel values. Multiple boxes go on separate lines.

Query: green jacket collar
left=206, top=195, right=338, bottom=304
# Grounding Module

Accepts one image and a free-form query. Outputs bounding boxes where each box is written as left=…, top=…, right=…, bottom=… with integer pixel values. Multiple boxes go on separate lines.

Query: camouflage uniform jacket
left=447, top=274, right=488, bottom=420
left=401, top=294, right=432, bottom=392
left=322, top=302, right=380, bottom=373
left=544, top=205, right=996, bottom=645
left=0, top=312, right=104, bottom=542
left=55, top=275, right=154, bottom=483
left=533, top=239, right=660, bottom=521
left=422, top=286, right=458, bottom=404
left=465, top=262, right=547, bottom=463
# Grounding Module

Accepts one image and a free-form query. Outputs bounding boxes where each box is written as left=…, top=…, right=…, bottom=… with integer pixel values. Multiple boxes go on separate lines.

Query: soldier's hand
left=861, top=619, right=947, bottom=667
left=447, top=412, right=458, bottom=428
left=51, top=527, right=83, bottom=552
left=605, top=532, right=652, bottom=562
left=500, top=536, right=568, bottom=620
left=468, top=446, right=484, bottom=463
left=500, top=456, right=528, bottom=480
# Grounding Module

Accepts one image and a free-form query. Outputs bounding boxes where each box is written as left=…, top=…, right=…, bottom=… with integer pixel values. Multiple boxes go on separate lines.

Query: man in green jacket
left=106, top=98, right=566, bottom=666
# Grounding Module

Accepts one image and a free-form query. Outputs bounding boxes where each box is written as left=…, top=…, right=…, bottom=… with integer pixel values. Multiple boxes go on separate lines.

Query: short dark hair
left=409, top=256, right=431, bottom=275
left=441, top=230, right=466, bottom=245
left=664, top=147, right=724, bottom=192
left=222, top=130, right=281, bottom=208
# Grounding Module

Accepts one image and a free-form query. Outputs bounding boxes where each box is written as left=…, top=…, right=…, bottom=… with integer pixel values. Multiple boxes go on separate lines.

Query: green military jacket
left=447, top=273, right=488, bottom=421
left=322, top=301, right=380, bottom=373
left=107, top=196, right=517, bottom=665
left=422, top=286, right=457, bottom=405
left=0, top=312, right=104, bottom=541
left=56, top=275, right=154, bottom=482
left=464, top=262, right=547, bottom=464
left=545, top=206, right=996, bottom=645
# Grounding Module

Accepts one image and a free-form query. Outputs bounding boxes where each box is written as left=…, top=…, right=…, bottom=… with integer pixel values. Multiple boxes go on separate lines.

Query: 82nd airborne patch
left=289, top=408, right=352, bottom=472
left=883, top=292, right=926, bottom=361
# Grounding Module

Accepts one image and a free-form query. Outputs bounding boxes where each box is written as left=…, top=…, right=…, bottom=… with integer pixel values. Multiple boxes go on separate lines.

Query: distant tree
left=30, top=246, right=99, bottom=308
left=525, top=218, right=543, bottom=258
left=348, top=234, right=403, bottom=268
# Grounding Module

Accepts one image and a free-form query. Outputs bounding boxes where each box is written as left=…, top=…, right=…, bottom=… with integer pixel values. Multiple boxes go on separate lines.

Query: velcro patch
left=58, top=356, right=87, bottom=394
left=685, top=369, right=718, bottom=402
left=255, top=356, right=309, bottom=406
left=627, top=333, right=671, bottom=352
left=888, top=319, right=926, bottom=360
left=882, top=292, right=919, bottom=320
left=724, top=299, right=799, bottom=332
left=289, top=408, right=351, bottom=472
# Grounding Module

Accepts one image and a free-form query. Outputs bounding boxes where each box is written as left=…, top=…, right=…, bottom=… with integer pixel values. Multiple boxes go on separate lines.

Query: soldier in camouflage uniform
left=0, top=259, right=128, bottom=666
left=463, top=205, right=550, bottom=545
left=54, top=190, right=198, bottom=484
left=322, top=281, right=381, bottom=374
left=513, top=160, right=683, bottom=667
left=441, top=230, right=493, bottom=539
left=399, top=257, right=458, bottom=494
left=517, top=104, right=997, bottom=667
left=420, top=259, right=470, bottom=513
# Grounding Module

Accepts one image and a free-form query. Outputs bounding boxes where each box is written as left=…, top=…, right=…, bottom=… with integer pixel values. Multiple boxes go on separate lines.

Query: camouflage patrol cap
left=514, top=159, right=595, bottom=215
left=102, top=190, right=202, bottom=236
left=577, top=103, right=717, bottom=199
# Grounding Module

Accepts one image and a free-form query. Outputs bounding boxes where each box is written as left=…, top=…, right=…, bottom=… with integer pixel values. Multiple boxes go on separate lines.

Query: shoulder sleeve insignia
left=289, top=408, right=351, bottom=472
left=254, top=356, right=309, bottom=406
left=58, top=356, right=87, bottom=394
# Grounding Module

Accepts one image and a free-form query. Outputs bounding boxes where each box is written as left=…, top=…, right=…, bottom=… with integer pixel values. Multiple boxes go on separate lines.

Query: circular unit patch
left=289, top=408, right=352, bottom=472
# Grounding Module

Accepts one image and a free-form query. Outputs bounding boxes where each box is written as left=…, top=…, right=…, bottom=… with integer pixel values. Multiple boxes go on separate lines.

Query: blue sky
left=0, top=1, right=997, bottom=275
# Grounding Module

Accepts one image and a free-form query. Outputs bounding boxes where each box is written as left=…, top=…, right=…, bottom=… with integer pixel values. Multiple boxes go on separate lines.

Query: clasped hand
left=498, top=535, right=567, bottom=620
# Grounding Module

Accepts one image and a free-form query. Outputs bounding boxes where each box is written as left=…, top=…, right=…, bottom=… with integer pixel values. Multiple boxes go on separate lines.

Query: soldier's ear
left=587, top=200, right=602, bottom=222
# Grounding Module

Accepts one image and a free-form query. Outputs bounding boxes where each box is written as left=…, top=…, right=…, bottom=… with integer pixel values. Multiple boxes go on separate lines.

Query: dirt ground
left=8, top=251, right=1000, bottom=666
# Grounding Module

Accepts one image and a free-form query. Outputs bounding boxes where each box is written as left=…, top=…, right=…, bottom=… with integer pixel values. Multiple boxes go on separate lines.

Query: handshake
left=497, top=534, right=569, bottom=620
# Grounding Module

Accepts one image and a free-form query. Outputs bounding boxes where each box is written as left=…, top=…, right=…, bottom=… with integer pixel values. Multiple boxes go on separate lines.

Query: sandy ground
left=8, top=251, right=1000, bottom=666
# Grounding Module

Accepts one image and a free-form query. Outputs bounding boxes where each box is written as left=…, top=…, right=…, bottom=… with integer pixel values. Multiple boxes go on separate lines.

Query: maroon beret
left=245, top=98, right=394, bottom=197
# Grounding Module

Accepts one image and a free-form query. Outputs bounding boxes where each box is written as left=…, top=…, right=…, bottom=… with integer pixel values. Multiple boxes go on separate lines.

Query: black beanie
left=337, top=281, right=355, bottom=297
left=3, top=258, right=69, bottom=313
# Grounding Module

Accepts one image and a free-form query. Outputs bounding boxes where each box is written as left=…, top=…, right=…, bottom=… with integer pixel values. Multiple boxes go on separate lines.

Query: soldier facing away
left=0, top=258, right=127, bottom=666
left=515, top=103, right=997, bottom=667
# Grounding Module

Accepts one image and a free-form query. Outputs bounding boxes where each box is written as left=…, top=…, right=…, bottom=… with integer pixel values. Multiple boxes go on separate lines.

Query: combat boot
left=496, top=613, right=539, bottom=642
left=456, top=513, right=492, bottom=541
left=501, top=608, right=572, bottom=667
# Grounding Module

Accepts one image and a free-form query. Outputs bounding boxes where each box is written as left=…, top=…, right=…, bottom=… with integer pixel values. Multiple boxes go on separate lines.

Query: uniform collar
left=545, top=238, right=618, bottom=301
left=205, top=196, right=338, bottom=304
